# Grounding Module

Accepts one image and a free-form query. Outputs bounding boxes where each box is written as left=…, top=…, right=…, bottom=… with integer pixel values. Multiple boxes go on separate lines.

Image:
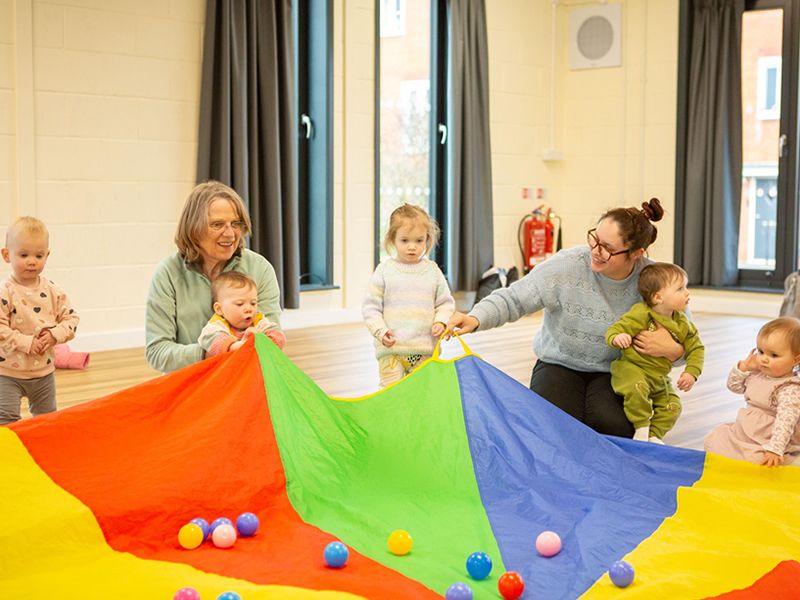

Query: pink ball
left=535, top=531, right=561, bottom=557
left=173, top=588, right=200, bottom=600
left=212, top=523, right=237, bottom=548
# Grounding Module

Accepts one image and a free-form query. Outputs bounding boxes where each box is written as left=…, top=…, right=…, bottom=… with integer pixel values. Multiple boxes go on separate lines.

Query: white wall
left=4, top=0, right=203, bottom=349
left=1, top=0, right=16, bottom=226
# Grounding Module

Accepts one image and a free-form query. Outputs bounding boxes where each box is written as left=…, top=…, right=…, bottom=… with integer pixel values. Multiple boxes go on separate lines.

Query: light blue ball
left=217, top=593, right=241, bottom=600
left=445, top=582, right=473, bottom=600
left=465, top=551, right=493, bottom=580
left=324, top=541, right=349, bottom=568
left=609, top=560, right=635, bottom=588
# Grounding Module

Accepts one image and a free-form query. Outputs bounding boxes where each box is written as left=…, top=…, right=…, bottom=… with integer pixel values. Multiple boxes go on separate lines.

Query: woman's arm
left=144, top=266, right=204, bottom=372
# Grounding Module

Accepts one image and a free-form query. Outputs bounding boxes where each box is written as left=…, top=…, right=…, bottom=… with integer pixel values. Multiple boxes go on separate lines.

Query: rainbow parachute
left=1, top=335, right=798, bottom=598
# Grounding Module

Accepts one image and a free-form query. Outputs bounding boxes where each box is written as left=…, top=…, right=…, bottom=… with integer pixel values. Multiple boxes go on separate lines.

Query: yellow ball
left=178, top=523, right=204, bottom=550
left=387, top=529, right=413, bottom=555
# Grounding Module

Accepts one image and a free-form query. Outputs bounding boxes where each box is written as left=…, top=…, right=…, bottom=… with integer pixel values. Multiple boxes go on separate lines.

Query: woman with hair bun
left=447, top=198, right=684, bottom=437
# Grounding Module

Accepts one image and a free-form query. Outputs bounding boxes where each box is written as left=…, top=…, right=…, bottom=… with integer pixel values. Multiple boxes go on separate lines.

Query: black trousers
left=529, top=359, right=634, bottom=438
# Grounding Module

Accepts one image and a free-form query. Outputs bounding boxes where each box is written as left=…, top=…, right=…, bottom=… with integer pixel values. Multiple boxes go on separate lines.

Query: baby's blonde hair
left=382, top=203, right=440, bottom=256
left=758, top=317, right=800, bottom=356
left=211, top=271, right=257, bottom=303
left=5, top=216, right=49, bottom=247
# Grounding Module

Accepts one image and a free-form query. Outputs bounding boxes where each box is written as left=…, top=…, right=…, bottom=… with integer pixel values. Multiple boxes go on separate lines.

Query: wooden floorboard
left=34, top=312, right=764, bottom=451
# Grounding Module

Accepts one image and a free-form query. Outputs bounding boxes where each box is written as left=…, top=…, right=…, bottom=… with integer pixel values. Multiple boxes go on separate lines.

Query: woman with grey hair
left=145, top=181, right=282, bottom=372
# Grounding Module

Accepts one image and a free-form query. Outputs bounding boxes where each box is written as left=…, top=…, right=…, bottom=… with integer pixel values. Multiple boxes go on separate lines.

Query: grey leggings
left=0, top=373, right=56, bottom=425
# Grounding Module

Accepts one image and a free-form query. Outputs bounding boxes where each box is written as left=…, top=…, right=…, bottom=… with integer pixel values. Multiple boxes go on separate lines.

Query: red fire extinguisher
left=518, top=205, right=561, bottom=273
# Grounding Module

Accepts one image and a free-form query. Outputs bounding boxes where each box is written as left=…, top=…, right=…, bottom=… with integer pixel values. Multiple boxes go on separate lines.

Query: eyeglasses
left=209, top=220, right=246, bottom=232
left=587, top=229, right=631, bottom=261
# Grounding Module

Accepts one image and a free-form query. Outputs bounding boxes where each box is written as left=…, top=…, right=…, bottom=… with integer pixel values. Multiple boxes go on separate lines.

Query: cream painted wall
left=485, top=0, right=679, bottom=271
left=3, top=0, right=203, bottom=349
left=1, top=0, right=16, bottom=225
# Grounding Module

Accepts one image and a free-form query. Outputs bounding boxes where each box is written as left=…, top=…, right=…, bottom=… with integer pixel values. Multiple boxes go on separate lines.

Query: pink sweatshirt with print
left=0, top=276, right=80, bottom=379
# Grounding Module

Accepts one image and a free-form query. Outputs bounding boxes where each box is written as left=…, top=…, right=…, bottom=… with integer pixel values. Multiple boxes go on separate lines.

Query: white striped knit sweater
left=362, top=258, right=455, bottom=359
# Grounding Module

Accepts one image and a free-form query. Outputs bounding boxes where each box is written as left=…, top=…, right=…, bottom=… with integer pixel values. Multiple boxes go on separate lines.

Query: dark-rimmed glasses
left=587, top=229, right=631, bottom=261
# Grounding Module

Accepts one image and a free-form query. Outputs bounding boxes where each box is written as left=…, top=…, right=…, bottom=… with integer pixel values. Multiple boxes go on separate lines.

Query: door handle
left=301, top=114, right=314, bottom=140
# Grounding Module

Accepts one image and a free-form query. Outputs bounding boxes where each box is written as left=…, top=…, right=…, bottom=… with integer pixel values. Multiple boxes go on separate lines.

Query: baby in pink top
left=0, top=217, right=79, bottom=424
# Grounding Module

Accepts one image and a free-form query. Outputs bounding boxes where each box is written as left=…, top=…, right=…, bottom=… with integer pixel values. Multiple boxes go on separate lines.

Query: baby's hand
left=431, top=322, right=445, bottom=337
left=738, top=348, right=760, bottom=372
left=676, top=372, right=696, bottom=392
left=612, top=333, right=632, bottom=349
left=230, top=339, right=246, bottom=351
left=381, top=330, right=396, bottom=348
left=762, top=451, right=784, bottom=467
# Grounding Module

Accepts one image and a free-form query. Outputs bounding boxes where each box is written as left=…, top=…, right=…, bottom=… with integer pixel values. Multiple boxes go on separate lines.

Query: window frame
left=295, top=0, right=335, bottom=290
left=374, top=0, right=449, bottom=271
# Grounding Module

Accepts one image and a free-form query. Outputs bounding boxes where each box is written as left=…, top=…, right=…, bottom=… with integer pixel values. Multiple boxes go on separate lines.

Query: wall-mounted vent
left=569, top=4, right=622, bottom=70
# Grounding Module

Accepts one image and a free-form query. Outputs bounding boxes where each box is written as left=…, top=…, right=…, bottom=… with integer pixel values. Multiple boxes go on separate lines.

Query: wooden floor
left=41, top=312, right=763, bottom=451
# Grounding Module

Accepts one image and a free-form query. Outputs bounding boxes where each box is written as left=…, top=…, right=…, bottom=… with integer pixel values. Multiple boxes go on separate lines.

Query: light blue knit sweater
left=469, top=246, right=651, bottom=373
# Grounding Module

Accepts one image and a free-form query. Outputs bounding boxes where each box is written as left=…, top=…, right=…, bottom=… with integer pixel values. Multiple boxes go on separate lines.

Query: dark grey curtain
left=681, top=0, right=744, bottom=286
left=197, top=0, right=300, bottom=308
left=447, top=0, right=494, bottom=292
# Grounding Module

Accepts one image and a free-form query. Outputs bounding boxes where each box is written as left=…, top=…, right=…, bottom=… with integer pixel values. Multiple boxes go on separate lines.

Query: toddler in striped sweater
left=362, top=204, right=454, bottom=387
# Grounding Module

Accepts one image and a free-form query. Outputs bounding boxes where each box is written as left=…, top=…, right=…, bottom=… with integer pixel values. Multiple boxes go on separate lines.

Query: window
left=735, top=2, right=798, bottom=287
left=756, top=56, right=782, bottom=120
left=376, top=0, right=448, bottom=266
left=380, top=0, right=406, bottom=37
left=295, top=0, right=334, bottom=289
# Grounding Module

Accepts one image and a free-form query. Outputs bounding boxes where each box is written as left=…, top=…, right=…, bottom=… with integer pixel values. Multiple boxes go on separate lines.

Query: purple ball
left=609, top=560, right=635, bottom=588
left=189, top=518, right=210, bottom=540
left=235, top=512, right=260, bottom=537
left=209, top=517, right=232, bottom=534
left=173, top=588, right=200, bottom=600
left=445, top=582, right=473, bottom=600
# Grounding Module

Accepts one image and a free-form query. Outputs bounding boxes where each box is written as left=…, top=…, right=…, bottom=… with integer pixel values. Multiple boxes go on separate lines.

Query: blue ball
left=209, top=517, right=232, bottom=534
left=609, top=560, right=635, bottom=588
left=445, top=582, right=473, bottom=600
left=189, top=518, right=210, bottom=540
left=465, top=551, right=492, bottom=580
left=217, top=593, right=241, bottom=600
left=324, top=541, right=349, bottom=568
left=236, top=512, right=259, bottom=537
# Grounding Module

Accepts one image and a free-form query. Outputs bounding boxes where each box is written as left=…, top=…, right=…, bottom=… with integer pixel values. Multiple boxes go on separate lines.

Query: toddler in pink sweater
left=0, top=217, right=79, bottom=424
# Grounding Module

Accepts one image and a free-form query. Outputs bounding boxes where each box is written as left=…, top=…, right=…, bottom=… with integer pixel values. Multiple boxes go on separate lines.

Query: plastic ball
left=498, top=571, right=525, bottom=599
left=445, top=582, right=473, bottom=600
left=190, top=518, right=210, bottom=540
left=216, top=593, right=241, bottom=600
left=609, top=560, right=635, bottom=588
left=173, top=588, right=201, bottom=600
left=387, top=529, right=413, bottom=555
left=535, top=530, right=562, bottom=557
left=235, top=512, right=260, bottom=537
left=178, top=523, right=205, bottom=550
left=324, top=541, right=349, bottom=568
left=211, top=523, right=237, bottom=549
left=465, top=551, right=492, bottom=580
left=209, top=517, right=233, bottom=534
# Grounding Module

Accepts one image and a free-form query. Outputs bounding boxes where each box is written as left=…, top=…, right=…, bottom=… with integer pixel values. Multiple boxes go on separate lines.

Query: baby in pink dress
left=705, top=317, right=800, bottom=467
